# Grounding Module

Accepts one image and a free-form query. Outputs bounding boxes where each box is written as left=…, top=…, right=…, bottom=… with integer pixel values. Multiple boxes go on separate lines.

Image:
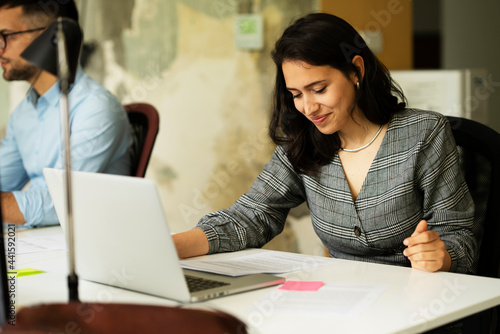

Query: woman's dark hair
left=0, top=0, right=79, bottom=24
left=270, top=12, right=406, bottom=175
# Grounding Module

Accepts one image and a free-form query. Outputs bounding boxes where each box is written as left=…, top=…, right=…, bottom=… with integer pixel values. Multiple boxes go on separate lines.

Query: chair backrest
left=447, top=116, right=500, bottom=278
left=447, top=116, right=500, bottom=334
left=2, top=302, right=248, bottom=334
left=124, top=103, right=159, bottom=177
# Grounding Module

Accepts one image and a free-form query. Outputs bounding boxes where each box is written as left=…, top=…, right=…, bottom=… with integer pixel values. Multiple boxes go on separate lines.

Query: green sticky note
left=7, top=268, right=44, bottom=277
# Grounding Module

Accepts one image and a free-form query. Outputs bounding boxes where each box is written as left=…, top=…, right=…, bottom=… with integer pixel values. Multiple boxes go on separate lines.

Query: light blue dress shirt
left=0, top=68, right=132, bottom=228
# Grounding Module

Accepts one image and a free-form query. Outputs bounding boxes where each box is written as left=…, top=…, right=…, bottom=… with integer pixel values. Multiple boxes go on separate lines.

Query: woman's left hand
left=403, top=220, right=451, bottom=272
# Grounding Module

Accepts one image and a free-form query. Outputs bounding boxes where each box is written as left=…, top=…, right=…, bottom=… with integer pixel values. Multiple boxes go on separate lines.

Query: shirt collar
left=26, top=66, right=84, bottom=107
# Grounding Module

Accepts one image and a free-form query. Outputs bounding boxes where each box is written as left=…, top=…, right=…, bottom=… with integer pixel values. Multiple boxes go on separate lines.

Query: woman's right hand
left=172, top=228, right=210, bottom=258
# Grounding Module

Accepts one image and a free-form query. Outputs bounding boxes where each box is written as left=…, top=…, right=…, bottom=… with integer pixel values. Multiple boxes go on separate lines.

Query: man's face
left=0, top=6, right=43, bottom=82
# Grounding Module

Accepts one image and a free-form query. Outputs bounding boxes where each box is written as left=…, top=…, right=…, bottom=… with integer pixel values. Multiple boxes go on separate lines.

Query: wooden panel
left=321, top=0, right=413, bottom=70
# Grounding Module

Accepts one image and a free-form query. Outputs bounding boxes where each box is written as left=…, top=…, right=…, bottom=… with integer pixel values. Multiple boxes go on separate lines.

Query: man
left=0, top=0, right=132, bottom=227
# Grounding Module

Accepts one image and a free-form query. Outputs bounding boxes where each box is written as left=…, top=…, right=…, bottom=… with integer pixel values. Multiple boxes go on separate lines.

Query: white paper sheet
left=14, top=235, right=67, bottom=254
left=249, top=282, right=388, bottom=319
left=180, top=250, right=329, bottom=276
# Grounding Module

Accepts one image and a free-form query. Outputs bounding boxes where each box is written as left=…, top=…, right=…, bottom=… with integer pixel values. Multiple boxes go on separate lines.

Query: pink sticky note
left=279, top=280, right=324, bottom=292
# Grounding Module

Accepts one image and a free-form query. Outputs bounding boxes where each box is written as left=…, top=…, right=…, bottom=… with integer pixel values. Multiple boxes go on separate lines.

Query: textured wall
left=81, top=0, right=323, bottom=254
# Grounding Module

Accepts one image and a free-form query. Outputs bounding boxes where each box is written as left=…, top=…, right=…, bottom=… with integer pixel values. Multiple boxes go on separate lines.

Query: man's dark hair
left=0, top=0, right=79, bottom=24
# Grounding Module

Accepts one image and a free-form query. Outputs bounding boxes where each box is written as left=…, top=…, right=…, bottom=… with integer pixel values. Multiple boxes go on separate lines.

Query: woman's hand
left=403, top=220, right=451, bottom=272
left=172, top=228, right=209, bottom=259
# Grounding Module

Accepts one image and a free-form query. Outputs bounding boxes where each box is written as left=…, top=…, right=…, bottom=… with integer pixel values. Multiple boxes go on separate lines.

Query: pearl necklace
left=340, top=125, right=384, bottom=152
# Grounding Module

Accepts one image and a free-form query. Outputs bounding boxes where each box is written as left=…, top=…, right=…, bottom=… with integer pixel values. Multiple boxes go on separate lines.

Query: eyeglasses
left=0, top=27, right=46, bottom=50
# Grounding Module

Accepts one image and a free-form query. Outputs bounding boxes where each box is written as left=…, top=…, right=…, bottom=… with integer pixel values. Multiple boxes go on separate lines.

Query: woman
left=173, top=13, right=476, bottom=274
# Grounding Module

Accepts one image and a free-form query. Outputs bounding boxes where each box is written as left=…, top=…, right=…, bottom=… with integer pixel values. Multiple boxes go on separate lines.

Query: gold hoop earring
left=356, top=81, right=360, bottom=90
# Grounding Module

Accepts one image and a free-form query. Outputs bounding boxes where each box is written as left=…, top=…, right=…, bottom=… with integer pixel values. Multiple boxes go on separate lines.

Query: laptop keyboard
left=185, top=275, right=230, bottom=292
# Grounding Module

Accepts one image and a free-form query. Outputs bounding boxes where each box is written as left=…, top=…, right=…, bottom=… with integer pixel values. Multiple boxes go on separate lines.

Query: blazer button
left=354, top=226, right=361, bottom=237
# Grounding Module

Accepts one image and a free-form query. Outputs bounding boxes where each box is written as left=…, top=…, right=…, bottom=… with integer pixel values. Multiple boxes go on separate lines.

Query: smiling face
left=282, top=60, right=359, bottom=135
left=0, top=6, right=41, bottom=82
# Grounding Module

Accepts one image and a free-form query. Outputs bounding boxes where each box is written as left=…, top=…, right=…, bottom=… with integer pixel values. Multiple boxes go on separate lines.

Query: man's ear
left=351, top=55, right=365, bottom=82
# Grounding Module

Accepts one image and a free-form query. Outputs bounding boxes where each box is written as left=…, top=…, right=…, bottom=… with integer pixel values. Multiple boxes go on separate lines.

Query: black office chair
left=447, top=116, right=500, bottom=334
left=124, top=103, right=160, bottom=178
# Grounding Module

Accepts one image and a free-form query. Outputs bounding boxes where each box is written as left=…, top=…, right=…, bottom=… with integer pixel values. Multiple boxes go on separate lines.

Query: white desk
left=11, top=226, right=500, bottom=333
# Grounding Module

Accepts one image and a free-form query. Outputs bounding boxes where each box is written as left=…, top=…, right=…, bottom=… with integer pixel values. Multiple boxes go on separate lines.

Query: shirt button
left=354, top=226, right=361, bottom=237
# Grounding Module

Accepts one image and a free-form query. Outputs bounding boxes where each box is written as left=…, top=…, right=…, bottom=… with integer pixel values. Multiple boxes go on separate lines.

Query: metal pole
left=56, top=18, right=79, bottom=302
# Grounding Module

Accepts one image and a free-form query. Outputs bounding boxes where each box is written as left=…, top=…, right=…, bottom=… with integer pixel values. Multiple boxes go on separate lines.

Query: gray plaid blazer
left=197, top=109, right=476, bottom=273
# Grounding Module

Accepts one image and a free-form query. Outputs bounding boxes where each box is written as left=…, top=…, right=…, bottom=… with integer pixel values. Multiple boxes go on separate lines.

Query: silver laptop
left=43, top=168, right=285, bottom=303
